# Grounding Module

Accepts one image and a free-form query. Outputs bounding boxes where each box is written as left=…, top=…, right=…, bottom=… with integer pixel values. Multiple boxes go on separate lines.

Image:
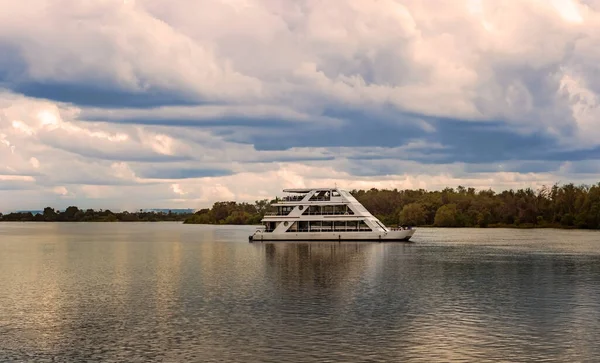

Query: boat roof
left=282, top=188, right=340, bottom=193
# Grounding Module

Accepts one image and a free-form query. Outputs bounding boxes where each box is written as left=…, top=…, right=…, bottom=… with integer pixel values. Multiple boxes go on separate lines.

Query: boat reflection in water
left=261, top=242, right=378, bottom=288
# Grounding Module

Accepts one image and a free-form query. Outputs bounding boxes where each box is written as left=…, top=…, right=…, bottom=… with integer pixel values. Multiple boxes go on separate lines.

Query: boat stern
left=249, top=228, right=263, bottom=243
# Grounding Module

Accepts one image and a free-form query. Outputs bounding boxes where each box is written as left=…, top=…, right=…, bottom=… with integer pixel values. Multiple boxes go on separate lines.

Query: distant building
left=14, top=210, right=43, bottom=215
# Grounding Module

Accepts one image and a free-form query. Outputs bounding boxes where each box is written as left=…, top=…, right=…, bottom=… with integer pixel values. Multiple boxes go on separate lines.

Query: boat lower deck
left=249, top=229, right=415, bottom=242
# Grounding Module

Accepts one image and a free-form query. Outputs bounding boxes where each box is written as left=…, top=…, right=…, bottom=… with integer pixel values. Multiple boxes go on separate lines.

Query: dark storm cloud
left=462, top=161, right=564, bottom=174
left=72, top=103, right=600, bottom=174
left=42, top=141, right=192, bottom=163
left=0, top=45, right=201, bottom=108
left=133, top=167, right=233, bottom=179
left=11, top=82, right=204, bottom=109
left=0, top=180, right=35, bottom=191
left=85, top=114, right=300, bottom=129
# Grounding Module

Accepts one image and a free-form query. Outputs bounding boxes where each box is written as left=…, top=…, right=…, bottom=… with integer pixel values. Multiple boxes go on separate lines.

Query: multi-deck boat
left=249, top=188, right=415, bottom=242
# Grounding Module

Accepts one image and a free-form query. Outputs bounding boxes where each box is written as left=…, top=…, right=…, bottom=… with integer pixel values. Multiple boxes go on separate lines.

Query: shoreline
left=4, top=182, right=600, bottom=230
left=0, top=220, right=595, bottom=231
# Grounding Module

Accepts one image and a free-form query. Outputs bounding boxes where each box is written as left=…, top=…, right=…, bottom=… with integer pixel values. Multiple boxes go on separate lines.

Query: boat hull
left=249, top=229, right=415, bottom=242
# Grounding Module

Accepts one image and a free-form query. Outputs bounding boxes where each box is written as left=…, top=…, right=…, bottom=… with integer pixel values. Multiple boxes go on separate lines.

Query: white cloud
left=29, top=157, right=40, bottom=169
left=551, top=0, right=585, bottom=23
left=171, top=183, right=187, bottom=196
left=52, top=186, right=69, bottom=196
left=1, top=1, right=262, bottom=103
left=0, top=175, right=35, bottom=182
left=1, top=0, right=600, bottom=211
left=559, top=69, right=600, bottom=146
left=1, top=0, right=596, bottom=123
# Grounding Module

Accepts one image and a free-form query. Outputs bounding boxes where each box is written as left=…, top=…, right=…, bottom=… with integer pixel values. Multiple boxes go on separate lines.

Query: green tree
left=224, top=211, right=250, bottom=225
left=434, top=204, right=458, bottom=227
left=43, top=207, right=57, bottom=222
left=477, top=211, right=491, bottom=227
left=62, top=206, right=80, bottom=221
left=399, top=203, right=427, bottom=226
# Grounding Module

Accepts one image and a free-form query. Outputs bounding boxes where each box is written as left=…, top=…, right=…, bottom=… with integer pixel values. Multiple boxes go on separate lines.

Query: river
left=1, top=223, right=599, bottom=362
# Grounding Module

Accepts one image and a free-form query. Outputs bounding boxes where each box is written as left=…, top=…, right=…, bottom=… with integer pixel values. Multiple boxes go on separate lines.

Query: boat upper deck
left=282, top=188, right=334, bottom=193
left=277, top=188, right=345, bottom=203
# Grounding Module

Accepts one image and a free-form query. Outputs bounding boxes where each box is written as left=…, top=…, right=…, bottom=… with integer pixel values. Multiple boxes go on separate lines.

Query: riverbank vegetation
left=0, top=207, right=193, bottom=222
left=2, top=183, right=600, bottom=229
left=183, top=183, right=600, bottom=229
left=353, top=183, right=600, bottom=229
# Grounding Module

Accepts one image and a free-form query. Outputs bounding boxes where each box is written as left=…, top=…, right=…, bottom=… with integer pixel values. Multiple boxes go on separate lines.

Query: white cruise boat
left=249, top=188, right=416, bottom=242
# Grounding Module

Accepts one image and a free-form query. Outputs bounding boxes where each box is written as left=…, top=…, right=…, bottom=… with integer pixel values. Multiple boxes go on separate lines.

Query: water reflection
left=1, top=224, right=600, bottom=362
left=262, top=242, right=373, bottom=286
left=391, top=246, right=600, bottom=362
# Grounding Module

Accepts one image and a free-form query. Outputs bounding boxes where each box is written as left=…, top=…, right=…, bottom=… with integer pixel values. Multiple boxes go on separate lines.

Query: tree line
left=353, top=183, right=600, bottom=228
left=3, top=183, right=600, bottom=228
left=0, top=207, right=193, bottom=222
left=183, top=200, right=271, bottom=225
left=184, top=183, right=600, bottom=229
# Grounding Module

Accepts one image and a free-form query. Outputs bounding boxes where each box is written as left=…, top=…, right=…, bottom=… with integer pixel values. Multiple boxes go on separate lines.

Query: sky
left=1, top=0, right=600, bottom=212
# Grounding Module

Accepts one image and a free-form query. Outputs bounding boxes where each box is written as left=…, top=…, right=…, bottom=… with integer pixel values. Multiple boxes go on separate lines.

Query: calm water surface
left=1, top=223, right=600, bottom=362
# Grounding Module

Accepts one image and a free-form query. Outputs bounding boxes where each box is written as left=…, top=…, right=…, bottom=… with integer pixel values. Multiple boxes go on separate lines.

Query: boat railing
left=388, top=226, right=413, bottom=231
left=308, top=196, right=330, bottom=201
left=302, top=211, right=354, bottom=215
left=264, top=211, right=354, bottom=216
left=280, top=196, right=304, bottom=202
left=287, top=227, right=372, bottom=232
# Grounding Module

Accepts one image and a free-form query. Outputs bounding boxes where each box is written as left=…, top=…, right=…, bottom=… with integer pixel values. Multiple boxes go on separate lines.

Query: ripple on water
left=0, top=224, right=600, bottom=362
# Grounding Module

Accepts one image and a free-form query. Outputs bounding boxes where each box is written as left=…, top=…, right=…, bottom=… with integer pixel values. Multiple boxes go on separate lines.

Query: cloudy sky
left=1, top=0, right=599, bottom=211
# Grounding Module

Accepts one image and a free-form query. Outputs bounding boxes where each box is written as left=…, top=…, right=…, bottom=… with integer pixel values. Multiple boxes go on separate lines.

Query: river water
left=1, top=223, right=599, bottom=362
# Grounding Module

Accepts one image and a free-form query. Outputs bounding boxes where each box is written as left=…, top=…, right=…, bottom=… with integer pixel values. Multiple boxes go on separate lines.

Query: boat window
left=277, top=206, right=294, bottom=216
left=302, top=204, right=354, bottom=215
left=308, top=221, right=322, bottom=232
left=333, top=222, right=346, bottom=231
left=285, top=222, right=298, bottom=232
left=264, top=221, right=277, bottom=232
left=309, top=190, right=330, bottom=201
left=303, top=205, right=316, bottom=215
left=298, top=221, right=309, bottom=232
left=345, top=222, right=357, bottom=231
left=358, top=221, right=371, bottom=231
